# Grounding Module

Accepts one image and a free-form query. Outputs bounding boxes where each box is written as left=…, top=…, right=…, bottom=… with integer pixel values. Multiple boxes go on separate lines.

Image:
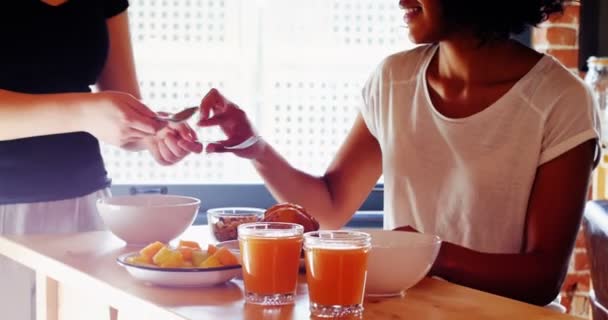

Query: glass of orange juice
left=303, top=230, right=371, bottom=318
left=238, top=222, right=304, bottom=305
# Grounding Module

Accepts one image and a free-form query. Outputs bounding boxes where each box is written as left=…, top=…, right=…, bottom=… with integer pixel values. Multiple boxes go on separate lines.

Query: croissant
left=262, top=203, right=320, bottom=233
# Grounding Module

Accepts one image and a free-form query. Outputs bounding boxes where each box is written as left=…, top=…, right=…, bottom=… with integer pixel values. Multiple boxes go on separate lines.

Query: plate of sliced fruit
left=116, top=240, right=242, bottom=287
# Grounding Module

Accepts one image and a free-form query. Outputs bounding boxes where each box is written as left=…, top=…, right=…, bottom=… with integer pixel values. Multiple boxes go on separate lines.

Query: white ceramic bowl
left=359, top=229, right=441, bottom=297
left=97, top=195, right=200, bottom=246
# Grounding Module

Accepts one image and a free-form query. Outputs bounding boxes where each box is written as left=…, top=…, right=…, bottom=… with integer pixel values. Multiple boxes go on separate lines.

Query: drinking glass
left=304, top=230, right=371, bottom=318
left=238, top=222, right=304, bottom=305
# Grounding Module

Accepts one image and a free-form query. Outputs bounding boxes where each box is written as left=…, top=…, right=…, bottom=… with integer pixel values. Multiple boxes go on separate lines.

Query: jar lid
left=588, top=56, right=608, bottom=66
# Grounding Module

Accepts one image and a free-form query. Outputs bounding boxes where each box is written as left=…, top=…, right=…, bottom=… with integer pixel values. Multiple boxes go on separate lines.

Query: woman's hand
left=197, top=88, right=265, bottom=159
left=76, top=91, right=166, bottom=147
left=143, top=122, right=204, bottom=166
left=123, top=122, right=203, bottom=165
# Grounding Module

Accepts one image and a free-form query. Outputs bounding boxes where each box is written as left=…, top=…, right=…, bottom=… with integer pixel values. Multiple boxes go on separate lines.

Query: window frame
left=109, top=4, right=535, bottom=230
left=110, top=183, right=384, bottom=227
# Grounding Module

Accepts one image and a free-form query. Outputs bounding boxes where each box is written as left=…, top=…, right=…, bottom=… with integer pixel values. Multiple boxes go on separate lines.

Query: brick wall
left=532, top=2, right=592, bottom=318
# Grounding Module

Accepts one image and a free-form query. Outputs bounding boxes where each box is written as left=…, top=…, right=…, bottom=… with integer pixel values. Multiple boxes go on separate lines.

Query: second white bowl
left=359, top=229, right=441, bottom=297
left=97, top=194, right=200, bottom=246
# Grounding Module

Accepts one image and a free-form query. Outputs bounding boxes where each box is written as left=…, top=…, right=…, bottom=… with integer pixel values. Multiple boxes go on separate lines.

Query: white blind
left=101, top=0, right=414, bottom=184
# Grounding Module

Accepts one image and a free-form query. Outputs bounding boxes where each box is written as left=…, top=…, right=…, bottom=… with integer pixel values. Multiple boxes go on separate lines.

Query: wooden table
left=0, top=226, right=583, bottom=320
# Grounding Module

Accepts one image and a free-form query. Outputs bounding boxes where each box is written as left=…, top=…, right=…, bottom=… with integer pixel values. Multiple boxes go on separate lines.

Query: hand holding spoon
left=155, top=106, right=199, bottom=123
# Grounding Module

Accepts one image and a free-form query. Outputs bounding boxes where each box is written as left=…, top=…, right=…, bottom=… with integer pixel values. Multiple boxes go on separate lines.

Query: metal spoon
left=155, top=106, right=199, bottom=123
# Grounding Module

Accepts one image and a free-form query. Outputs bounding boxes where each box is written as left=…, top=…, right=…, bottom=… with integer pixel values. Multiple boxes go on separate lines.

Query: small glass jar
left=206, top=207, right=265, bottom=243
left=585, top=56, right=608, bottom=146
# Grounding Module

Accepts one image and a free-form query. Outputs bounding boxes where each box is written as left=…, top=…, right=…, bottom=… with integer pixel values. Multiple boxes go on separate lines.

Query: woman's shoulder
left=369, top=44, right=436, bottom=84
left=539, top=55, right=588, bottom=90
left=383, top=44, right=435, bottom=65
left=522, top=54, right=595, bottom=113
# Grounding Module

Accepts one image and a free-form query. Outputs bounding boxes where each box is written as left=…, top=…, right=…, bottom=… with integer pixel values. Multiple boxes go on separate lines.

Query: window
left=101, top=0, right=415, bottom=224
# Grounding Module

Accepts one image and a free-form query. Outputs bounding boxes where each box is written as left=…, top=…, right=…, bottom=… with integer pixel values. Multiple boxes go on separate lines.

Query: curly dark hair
left=440, top=0, right=569, bottom=42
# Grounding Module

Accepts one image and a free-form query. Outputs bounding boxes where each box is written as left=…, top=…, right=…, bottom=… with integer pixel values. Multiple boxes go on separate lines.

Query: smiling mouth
left=404, top=7, right=422, bottom=15
left=403, top=6, right=422, bottom=22
left=399, top=1, right=423, bottom=21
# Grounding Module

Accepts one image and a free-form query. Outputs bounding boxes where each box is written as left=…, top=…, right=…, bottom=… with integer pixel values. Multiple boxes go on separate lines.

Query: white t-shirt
left=360, top=44, right=600, bottom=254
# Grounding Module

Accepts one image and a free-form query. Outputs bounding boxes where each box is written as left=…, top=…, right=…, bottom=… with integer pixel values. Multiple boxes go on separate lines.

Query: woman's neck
left=40, top=0, right=69, bottom=6
left=425, top=36, right=544, bottom=118
left=434, top=38, right=535, bottom=85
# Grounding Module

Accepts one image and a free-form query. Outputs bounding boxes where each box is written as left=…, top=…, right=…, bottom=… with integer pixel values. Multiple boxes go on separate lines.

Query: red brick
left=532, top=28, right=548, bottom=46
left=574, top=250, right=590, bottom=271
left=561, top=273, right=591, bottom=293
left=533, top=27, right=578, bottom=47
left=548, top=27, right=578, bottom=46
left=548, top=3, right=580, bottom=25
left=575, top=230, right=586, bottom=249
left=561, top=295, right=573, bottom=313
left=546, top=49, right=579, bottom=69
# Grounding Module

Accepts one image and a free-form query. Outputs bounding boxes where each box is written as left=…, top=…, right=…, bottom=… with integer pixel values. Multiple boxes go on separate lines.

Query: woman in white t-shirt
left=197, top=0, right=600, bottom=306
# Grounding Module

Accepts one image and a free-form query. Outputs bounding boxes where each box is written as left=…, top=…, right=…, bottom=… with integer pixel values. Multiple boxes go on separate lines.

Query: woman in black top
left=0, top=1, right=203, bottom=319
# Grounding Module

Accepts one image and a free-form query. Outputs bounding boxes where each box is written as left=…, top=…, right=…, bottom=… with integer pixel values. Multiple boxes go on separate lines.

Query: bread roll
left=262, top=203, right=320, bottom=233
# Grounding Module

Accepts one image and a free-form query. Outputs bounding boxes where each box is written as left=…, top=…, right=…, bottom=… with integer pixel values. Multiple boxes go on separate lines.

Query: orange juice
left=239, top=235, right=303, bottom=295
left=305, top=246, right=369, bottom=306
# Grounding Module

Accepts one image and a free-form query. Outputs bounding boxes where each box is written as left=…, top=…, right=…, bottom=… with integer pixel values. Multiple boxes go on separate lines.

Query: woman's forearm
left=251, top=140, right=350, bottom=228
left=249, top=116, right=382, bottom=228
left=0, top=89, right=85, bottom=141
left=431, top=241, right=567, bottom=306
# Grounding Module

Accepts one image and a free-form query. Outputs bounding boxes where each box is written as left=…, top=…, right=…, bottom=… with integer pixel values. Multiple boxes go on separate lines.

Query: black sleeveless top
left=0, top=0, right=128, bottom=204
